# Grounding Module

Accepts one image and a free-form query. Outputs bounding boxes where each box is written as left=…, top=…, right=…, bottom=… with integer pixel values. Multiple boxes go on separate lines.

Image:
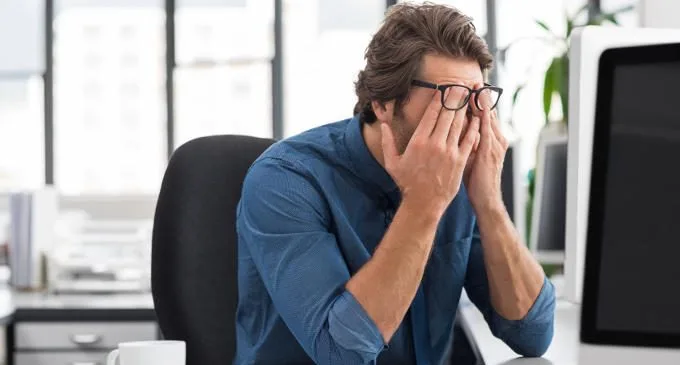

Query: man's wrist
left=473, top=197, right=507, bottom=225
left=399, top=196, right=445, bottom=227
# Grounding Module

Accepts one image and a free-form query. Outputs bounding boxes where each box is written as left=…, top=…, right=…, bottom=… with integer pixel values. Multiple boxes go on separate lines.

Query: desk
left=0, top=284, right=155, bottom=365
left=11, top=290, right=154, bottom=321
left=459, top=299, right=680, bottom=365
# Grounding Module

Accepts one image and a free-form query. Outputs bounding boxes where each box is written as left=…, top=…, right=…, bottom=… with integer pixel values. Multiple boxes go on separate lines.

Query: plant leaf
left=604, top=13, right=619, bottom=25
left=572, top=3, right=591, bottom=20
left=512, top=84, right=525, bottom=107
left=567, top=17, right=574, bottom=37
left=590, top=5, right=633, bottom=26
left=551, top=56, right=565, bottom=122
left=608, top=4, right=635, bottom=15
left=558, top=55, right=569, bottom=123
left=535, top=19, right=552, bottom=33
left=543, top=59, right=556, bottom=123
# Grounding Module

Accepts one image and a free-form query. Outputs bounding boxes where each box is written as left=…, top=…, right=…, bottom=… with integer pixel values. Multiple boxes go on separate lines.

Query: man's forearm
left=345, top=198, right=441, bottom=343
left=475, top=201, right=545, bottom=320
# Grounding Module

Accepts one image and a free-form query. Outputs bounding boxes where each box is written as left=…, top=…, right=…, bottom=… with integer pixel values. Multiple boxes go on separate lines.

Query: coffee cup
left=106, top=340, right=185, bottom=365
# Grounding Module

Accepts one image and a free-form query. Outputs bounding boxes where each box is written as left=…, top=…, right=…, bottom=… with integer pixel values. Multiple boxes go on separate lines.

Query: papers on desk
left=8, top=188, right=58, bottom=289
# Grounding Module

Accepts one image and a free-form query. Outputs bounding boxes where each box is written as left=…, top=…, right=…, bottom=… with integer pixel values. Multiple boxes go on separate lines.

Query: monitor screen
left=582, top=43, right=680, bottom=347
left=535, top=139, right=567, bottom=252
left=595, top=61, right=680, bottom=334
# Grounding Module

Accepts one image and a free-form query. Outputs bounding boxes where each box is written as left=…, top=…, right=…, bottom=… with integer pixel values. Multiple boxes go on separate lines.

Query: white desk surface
left=0, top=266, right=151, bottom=322
left=459, top=299, right=680, bottom=365
left=11, top=290, right=154, bottom=310
left=0, top=283, right=153, bottom=324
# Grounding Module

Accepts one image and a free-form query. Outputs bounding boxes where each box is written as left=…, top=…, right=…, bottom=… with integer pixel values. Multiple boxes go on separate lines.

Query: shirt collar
left=344, top=114, right=398, bottom=195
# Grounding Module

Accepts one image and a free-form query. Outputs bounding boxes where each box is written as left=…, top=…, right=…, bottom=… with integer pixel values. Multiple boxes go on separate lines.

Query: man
left=235, top=3, right=555, bottom=364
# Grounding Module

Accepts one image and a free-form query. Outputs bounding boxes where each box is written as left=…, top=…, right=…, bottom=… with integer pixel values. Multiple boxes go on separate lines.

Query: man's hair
left=354, top=2, right=494, bottom=124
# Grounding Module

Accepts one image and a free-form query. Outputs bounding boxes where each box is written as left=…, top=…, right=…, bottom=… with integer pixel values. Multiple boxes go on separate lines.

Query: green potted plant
left=498, top=3, right=633, bottom=262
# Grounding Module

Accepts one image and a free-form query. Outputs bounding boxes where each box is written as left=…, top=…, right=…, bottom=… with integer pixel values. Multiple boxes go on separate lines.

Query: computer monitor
left=580, top=42, right=680, bottom=349
left=529, top=125, right=567, bottom=265
left=564, top=26, right=680, bottom=303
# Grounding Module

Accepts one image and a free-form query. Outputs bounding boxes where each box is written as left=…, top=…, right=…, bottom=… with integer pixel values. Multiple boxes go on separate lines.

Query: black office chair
left=151, top=135, right=275, bottom=365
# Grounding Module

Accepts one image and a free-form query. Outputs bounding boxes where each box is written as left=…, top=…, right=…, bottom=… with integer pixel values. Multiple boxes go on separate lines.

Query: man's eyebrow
left=437, top=80, right=482, bottom=87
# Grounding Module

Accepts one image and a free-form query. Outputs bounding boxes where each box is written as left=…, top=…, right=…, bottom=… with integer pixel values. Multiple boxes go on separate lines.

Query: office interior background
left=4, top=0, right=680, bottom=364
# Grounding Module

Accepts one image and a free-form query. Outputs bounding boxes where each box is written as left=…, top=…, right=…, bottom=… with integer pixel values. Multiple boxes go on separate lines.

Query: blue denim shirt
left=235, top=115, right=555, bottom=365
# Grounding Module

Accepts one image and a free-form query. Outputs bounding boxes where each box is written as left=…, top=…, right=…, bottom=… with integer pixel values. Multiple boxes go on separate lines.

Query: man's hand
left=347, top=88, right=480, bottom=343
left=464, top=83, right=509, bottom=213
left=381, top=88, right=480, bottom=216
left=462, top=84, right=547, bottom=324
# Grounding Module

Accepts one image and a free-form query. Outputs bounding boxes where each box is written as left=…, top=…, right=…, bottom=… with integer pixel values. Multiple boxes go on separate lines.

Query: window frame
left=36, top=0, right=506, bottom=190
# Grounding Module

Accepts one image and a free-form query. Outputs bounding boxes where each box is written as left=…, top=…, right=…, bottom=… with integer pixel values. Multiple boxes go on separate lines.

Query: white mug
left=107, top=340, right=186, bottom=365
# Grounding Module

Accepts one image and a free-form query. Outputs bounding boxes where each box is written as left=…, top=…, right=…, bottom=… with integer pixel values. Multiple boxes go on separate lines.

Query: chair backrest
left=152, top=135, right=275, bottom=365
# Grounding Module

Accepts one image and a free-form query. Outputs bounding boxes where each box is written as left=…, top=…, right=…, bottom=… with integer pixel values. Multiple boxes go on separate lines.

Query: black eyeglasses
left=411, top=80, right=503, bottom=111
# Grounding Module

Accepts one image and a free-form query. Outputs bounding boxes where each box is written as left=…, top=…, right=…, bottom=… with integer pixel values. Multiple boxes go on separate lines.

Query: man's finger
left=447, top=99, right=469, bottom=145
left=431, top=88, right=456, bottom=142
left=440, top=87, right=468, bottom=143
left=471, top=82, right=485, bottom=117
left=381, top=123, right=399, bottom=168
left=463, top=151, right=475, bottom=186
left=412, top=90, right=441, bottom=140
left=478, top=112, right=492, bottom=152
left=459, top=117, right=480, bottom=160
left=459, top=115, right=470, bottom=146
left=489, top=110, right=506, bottom=144
left=479, top=88, right=495, bottom=111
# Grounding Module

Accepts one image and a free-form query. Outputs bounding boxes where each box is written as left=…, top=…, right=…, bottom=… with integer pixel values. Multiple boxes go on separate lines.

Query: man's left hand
left=463, top=85, right=509, bottom=213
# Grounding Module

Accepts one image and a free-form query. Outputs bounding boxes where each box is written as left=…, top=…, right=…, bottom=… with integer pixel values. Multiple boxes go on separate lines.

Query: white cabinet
left=13, top=321, right=158, bottom=365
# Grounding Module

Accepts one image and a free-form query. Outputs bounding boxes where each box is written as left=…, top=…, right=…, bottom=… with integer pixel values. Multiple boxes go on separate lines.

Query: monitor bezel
left=580, top=42, right=680, bottom=347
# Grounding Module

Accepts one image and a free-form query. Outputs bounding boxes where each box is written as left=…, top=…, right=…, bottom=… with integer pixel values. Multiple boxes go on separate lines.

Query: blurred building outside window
left=0, top=0, right=642, bottom=199
left=283, top=0, right=385, bottom=136
left=0, top=0, right=46, bottom=190
left=53, top=0, right=166, bottom=195
left=174, top=0, right=274, bottom=148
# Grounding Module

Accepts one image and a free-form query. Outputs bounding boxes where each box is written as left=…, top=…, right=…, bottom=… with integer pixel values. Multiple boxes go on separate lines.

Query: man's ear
left=371, top=100, right=395, bottom=123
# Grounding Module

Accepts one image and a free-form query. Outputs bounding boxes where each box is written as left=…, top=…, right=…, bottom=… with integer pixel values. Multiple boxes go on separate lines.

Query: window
left=0, top=0, right=45, bottom=73
left=0, top=0, right=46, bottom=191
left=0, top=78, right=45, bottom=190
left=283, top=0, right=385, bottom=136
left=53, top=0, right=166, bottom=195
left=397, top=0, right=487, bottom=36
left=174, top=0, right=274, bottom=148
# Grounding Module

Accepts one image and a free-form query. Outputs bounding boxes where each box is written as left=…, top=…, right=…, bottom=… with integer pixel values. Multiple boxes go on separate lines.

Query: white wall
left=640, top=0, right=680, bottom=28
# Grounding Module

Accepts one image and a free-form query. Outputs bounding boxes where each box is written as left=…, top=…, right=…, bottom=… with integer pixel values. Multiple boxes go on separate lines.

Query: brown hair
left=354, top=2, right=494, bottom=124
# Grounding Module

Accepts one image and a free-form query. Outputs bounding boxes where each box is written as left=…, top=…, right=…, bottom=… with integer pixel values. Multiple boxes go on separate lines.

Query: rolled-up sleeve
left=237, top=157, right=386, bottom=364
left=464, top=228, right=556, bottom=357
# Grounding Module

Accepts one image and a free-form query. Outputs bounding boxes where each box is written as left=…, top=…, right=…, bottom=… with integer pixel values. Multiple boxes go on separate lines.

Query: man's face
left=390, top=54, right=485, bottom=154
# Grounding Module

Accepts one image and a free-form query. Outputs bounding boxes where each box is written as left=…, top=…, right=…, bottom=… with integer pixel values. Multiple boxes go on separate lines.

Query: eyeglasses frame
left=411, top=79, right=503, bottom=111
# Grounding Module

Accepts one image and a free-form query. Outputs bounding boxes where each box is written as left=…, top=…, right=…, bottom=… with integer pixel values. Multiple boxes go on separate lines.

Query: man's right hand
left=381, top=88, right=480, bottom=217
